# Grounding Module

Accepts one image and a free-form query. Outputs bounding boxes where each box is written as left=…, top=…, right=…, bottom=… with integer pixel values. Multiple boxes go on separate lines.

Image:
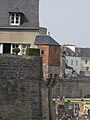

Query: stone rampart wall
left=53, top=78, right=90, bottom=98
left=0, top=54, right=42, bottom=120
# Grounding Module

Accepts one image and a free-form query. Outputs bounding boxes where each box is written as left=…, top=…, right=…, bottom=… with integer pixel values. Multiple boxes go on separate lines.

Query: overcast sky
left=39, top=0, right=90, bottom=47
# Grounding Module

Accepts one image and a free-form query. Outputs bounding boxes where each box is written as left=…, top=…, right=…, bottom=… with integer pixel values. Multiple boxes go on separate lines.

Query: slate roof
left=62, top=46, right=90, bottom=58
left=76, top=47, right=90, bottom=57
left=34, top=35, right=60, bottom=46
left=8, top=7, right=23, bottom=13
left=62, top=47, right=77, bottom=57
left=0, top=0, right=39, bottom=29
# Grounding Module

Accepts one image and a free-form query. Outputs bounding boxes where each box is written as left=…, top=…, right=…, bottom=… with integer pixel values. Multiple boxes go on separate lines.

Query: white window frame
left=10, top=13, right=21, bottom=25
left=11, top=44, right=19, bottom=54
left=22, top=44, right=31, bottom=55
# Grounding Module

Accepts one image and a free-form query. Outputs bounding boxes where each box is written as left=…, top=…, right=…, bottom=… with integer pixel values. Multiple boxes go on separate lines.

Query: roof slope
left=34, top=35, right=60, bottom=46
left=62, top=47, right=77, bottom=57
left=0, top=0, right=39, bottom=29
left=66, top=47, right=77, bottom=56
left=76, top=47, right=90, bottom=57
left=62, top=46, right=90, bottom=58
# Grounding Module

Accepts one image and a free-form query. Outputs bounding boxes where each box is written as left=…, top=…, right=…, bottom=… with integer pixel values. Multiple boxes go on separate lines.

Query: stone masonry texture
left=52, top=78, right=90, bottom=98
left=0, top=54, right=42, bottom=120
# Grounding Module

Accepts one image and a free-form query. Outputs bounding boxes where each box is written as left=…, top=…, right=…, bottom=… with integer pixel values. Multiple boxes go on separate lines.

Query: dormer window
left=9, top=7, right=23, bottom=26
left=10, top=13, right=21, bottom=25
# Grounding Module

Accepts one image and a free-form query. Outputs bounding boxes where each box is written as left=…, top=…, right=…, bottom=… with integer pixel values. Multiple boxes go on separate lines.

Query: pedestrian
left=84, top=109, right=86, bottom=115
left=88, top=109, right=90, bottom=119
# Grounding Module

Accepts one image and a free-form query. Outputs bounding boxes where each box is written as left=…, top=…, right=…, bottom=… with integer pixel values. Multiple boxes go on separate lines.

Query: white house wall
left=81, top=58, right=90, bottom=72
left=0, top=44, right=3, bottom=54
left=0, top=30, right=39, bottom=48
left=66, top=56, right=81, bottom=74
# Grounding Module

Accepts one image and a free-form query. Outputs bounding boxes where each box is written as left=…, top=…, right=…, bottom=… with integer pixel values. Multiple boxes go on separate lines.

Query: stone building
left=76, top=47, right=90, bottom=76
left=35, top=35, right=60, bottom=79
left=61, top=45, right=90, bottom=77
left=61, top=45, right=81, bottom=75
left=0, top=0, right=46, bottom=55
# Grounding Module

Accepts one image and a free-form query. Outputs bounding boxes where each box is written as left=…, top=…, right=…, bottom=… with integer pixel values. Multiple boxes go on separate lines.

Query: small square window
left=86, top=67, right=89, bottom=71
left=40, top=49, right=44, bottom=56
left=71, top=60, right=73, bottom=65
left=41, top=50, right=44, bottom=54
left=76, top=60, right=78, bottom=65
left=85, top=59, right=88, bottom=64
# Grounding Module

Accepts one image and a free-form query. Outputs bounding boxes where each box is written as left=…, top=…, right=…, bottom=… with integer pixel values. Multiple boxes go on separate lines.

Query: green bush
left=26, top=48, right=40, bottom=56
left=67, top=100, right=71, bottom=103
left=12, top=48, right=20, bottom=55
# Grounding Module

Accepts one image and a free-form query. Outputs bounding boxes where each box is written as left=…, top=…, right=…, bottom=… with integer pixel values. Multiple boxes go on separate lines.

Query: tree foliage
left=26, top=48, right=40, bottom=56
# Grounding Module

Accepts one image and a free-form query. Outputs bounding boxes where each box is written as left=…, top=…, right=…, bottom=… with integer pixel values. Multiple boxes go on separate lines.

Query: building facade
left=61, top=45, right=90, bottom=76
left=65, top=56, right=81, bottom=74
left=35, top=35, right=60, bottom=79
left=61, top=45, right=81, bottom=76
left=0, top=0, right=46, bottom=55
left=76, top=48, right=90, bottom=76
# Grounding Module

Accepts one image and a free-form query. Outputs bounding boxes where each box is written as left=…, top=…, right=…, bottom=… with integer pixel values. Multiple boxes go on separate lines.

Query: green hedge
left=26, top=48, right=40, bottom=56
left=12, top=48, right=20, bottom=55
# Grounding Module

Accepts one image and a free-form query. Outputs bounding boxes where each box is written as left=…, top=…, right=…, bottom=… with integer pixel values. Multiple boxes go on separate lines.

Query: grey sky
left=40, top=0, right=90, bottom=47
